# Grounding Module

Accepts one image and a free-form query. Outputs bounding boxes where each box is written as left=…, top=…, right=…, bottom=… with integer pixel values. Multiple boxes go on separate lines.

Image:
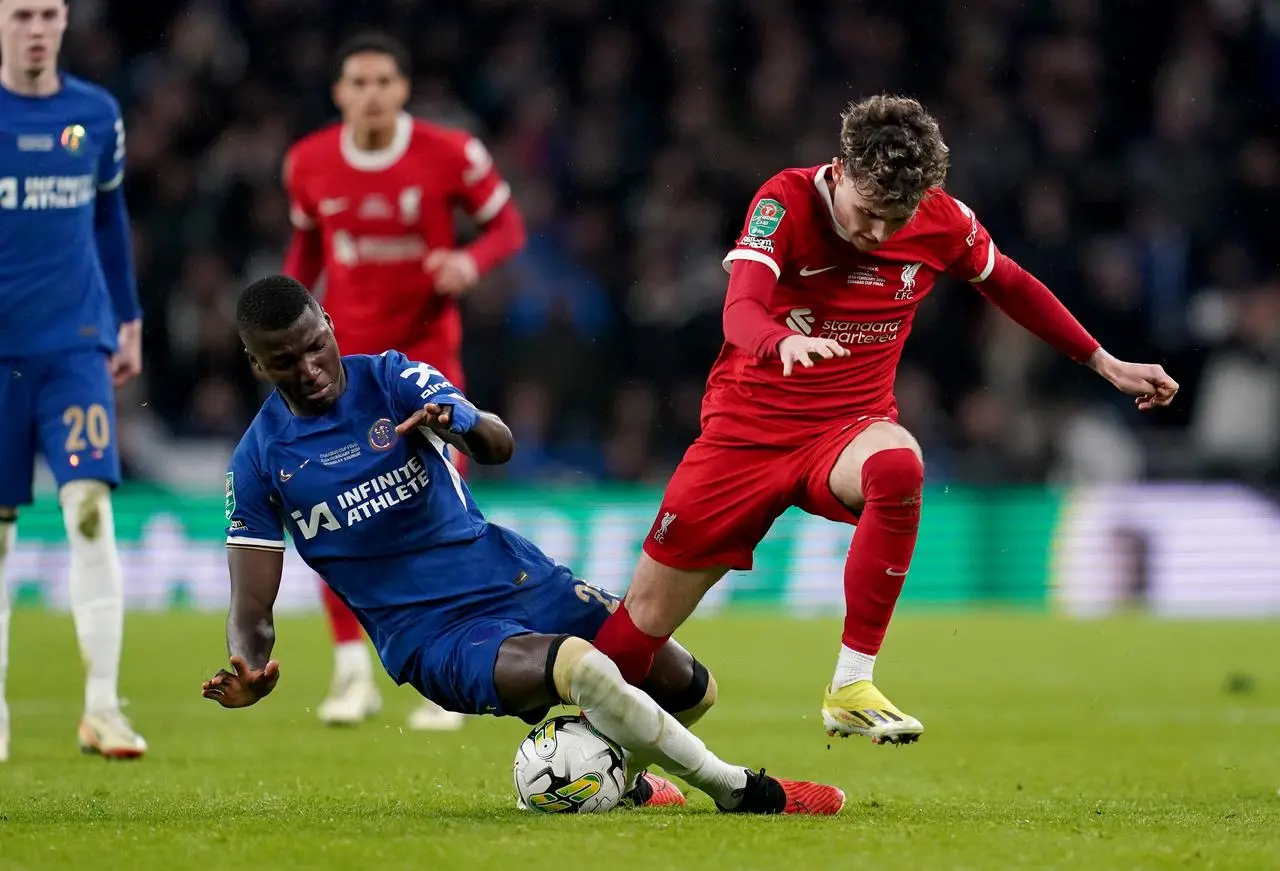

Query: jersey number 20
left=63, top=404, right=111, bottom=452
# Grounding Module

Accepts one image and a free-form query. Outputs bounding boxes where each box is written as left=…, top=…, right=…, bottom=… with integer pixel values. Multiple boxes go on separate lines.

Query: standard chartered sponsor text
left=818, top=317, right=903, bottom=344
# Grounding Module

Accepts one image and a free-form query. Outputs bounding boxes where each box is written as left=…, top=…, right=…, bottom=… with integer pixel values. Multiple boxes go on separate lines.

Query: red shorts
left=643, top=416, right=892, bottom=571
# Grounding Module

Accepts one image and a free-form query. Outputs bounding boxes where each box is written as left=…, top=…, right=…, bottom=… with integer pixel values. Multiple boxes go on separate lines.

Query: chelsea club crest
left=368, top=418, right=398, bottom=451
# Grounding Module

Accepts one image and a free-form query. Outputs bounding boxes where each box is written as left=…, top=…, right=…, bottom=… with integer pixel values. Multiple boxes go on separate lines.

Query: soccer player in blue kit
left=0, top=0, right=146, bottom=761
left=202, top=275, right=845, bottom=815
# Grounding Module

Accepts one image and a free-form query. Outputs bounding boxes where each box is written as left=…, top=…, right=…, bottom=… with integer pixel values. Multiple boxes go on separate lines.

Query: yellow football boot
left=821, top=680, right=923, bottom=745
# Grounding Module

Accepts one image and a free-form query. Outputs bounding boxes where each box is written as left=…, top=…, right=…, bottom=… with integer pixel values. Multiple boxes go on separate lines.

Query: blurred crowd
left=64, top=0, right=1280, bottom=486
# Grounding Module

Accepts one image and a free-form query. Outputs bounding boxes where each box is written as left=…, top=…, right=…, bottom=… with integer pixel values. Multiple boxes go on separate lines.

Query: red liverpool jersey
left=706, top=164, right=998, bottom=447
left=284, top=113, right=511, bottom=357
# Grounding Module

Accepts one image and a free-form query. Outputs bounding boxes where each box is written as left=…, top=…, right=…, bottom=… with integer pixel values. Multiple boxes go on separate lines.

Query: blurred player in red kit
left=592, top=95, right=1179, bottom=744
left=282, top=33, right=526, bottom=730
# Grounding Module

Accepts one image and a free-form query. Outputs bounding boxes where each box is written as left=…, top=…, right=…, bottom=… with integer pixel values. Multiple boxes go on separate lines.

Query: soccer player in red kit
left=592, top=95, right=1179, bottom=744
left=282, top=33, right=526, bottom=730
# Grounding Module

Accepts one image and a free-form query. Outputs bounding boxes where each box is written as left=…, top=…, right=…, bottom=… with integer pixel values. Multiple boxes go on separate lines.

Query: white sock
left=0, top=519, right=13, bottom=730
left=61, top=482, right=123, bottom=715
left=832, top=644, right=876, bottom=691
left=334, top=640, right=373, bottom=682
left=566, top=647, right=748, bottom=807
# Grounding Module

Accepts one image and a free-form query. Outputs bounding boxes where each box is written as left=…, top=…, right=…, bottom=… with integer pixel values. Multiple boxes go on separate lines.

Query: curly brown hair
left=839, top=95, right=950, bottom=211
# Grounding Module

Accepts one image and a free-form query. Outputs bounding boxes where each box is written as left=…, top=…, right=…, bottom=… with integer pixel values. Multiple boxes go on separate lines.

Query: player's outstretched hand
left=396, top=399, right=480, bottom=436
left=110, top=318, right=143, bottom=387
left=425, top=249, right=480, bottom=296
left=201, top=656, right=280, bottom=708
left=1092, top=351, right=1179, bottom=411
left=778, top=334, right=850, bottom=377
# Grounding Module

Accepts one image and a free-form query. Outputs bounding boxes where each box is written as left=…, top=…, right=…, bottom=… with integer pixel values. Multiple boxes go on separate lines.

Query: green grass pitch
left=1, top=611, right=1278, bottom=870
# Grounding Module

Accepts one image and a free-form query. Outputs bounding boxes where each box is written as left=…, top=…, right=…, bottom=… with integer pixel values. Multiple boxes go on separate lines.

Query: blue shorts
left=0, top=349, right=121, bottom=507
left=397, top=527, right=618, bottom=718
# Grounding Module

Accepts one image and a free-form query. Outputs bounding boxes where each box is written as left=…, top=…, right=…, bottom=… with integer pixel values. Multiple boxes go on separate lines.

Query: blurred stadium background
left=9, top=0, right=1280, bottom=620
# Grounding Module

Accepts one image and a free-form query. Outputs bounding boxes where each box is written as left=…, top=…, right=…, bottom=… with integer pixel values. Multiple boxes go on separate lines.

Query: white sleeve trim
left=226, top=536, right=286, bottom=550
left=472, top=181, right=511, bottom=224
left=290, top=205, right=317, bottom=230
left=97, top=171, right=124, bottom=192
left=424, top=430, right=470, bottom=508
left=461, top=137, right=495, bottom=185
left=722, top=249, right=781, bottom=280
left=970, top=241, right=997, bottom=283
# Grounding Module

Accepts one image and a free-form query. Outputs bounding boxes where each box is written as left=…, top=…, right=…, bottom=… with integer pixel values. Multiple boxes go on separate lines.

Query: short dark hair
left=839, top=95, right=950, bottom=211
left=331, top=32, right=412, bottom=84
left=236, top=275, right=320, bottom=333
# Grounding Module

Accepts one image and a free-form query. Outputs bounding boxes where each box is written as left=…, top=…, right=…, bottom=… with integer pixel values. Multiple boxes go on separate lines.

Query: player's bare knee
left=624, top=553, right=670, bottom=611
left=58, top=480, right=111, bottom=540
left=625, top=554, right=723, bottom=636
left=830, top=423, right=924, bottom=506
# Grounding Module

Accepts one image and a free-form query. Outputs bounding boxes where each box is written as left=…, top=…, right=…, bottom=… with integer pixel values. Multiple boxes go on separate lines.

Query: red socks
left=841, top=448, right=924, bottom=655
left=321, top=582, right=365, bottom=645
left=592, top=603, right=670, bottom=685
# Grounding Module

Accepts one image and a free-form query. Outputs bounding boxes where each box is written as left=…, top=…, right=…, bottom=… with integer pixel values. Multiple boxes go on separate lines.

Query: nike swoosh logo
left=885, top=568, right=909, bottom=577
left=279, top=459, right=310, bottom=482
left=799, top=265, right=838, bottom=276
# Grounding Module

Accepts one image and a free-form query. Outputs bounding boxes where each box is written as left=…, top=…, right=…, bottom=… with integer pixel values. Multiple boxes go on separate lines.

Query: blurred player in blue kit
left=202, top=275, right=846, bottom=815
left=0, top=0, right=146, bottom=761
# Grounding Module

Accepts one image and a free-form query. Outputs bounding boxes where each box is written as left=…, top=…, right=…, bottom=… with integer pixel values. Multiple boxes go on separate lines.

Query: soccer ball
left=513, top=714, right=627, bottom=814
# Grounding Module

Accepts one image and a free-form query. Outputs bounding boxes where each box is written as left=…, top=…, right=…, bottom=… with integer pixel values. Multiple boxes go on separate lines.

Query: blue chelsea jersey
left=225, top=352, right=487, bottom=570
left=227, top=351, right=573, bottom=679
left=0, top=75, right=127, bottom=356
